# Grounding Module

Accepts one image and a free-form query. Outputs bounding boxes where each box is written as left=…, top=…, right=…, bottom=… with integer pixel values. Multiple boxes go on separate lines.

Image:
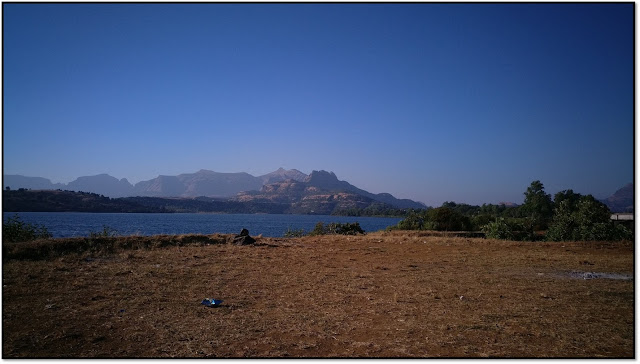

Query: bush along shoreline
left=284, top=222, right=365, bottom=237
left=386, top=181, right=632, bottom=242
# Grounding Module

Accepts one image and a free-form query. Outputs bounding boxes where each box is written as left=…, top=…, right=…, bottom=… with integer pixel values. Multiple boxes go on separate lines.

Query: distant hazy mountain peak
left=66, top=173, right=134, bottom=197
left=74, top=173, right=115, bottom=180
left=260, top=168, right=308, bottom=185
left=602, top=182, right=633, bottom=213
left=3, top=175, right=65, bottom=190
left=193, top=169, right=217, bottom=175
left=305, top=170, right=338, bottom=181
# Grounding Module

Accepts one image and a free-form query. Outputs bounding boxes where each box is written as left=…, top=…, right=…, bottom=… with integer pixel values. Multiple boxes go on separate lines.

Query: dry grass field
left=2, top=231, right=634, bottom=358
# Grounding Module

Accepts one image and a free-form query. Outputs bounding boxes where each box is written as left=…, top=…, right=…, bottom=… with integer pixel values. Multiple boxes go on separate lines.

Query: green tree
left=553, top=189, right=581, bottom=211
left=545, top=200, right=575, bottom=241
left=471, top=214, right=494, bottom=231
left=546, top=195, right=631, bottom=241
left=309, top=222, right=365, bottom=236
left=522, top=180, right=554, bottom=230
left=390, top=206, right=473, bottom=231
left=426, top=206, right=470, bottom=231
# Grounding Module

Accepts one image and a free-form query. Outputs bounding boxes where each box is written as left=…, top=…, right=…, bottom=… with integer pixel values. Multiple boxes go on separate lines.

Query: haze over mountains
left=3, top=169, right=632, bottom=212
left=3, top=168, right=425, bottom=210
left=4, top=168, right=303, bottom=198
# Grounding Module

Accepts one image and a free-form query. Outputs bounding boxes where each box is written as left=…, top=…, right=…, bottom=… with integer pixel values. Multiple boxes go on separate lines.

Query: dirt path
left=2, top=232, right=634, bottom=357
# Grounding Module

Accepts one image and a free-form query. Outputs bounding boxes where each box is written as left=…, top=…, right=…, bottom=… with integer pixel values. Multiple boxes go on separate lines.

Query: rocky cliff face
left=234, top=180, right=378, bottom=215
left=232, top=170, right=424, bottom=211
left=235, top=179, right=307, bottom=204
left=303, top=170, right=425, bottom=209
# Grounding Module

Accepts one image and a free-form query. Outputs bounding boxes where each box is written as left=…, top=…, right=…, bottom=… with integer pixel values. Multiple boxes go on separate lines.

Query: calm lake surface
left=3, top=212, right=403, bottom=238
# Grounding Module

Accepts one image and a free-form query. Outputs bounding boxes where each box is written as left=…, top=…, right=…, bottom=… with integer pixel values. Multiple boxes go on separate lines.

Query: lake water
left=2, top=212, right=403, bottom=238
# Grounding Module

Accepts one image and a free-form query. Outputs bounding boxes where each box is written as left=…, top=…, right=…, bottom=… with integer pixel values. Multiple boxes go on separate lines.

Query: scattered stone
left=233, top=228, right=256, bottom=246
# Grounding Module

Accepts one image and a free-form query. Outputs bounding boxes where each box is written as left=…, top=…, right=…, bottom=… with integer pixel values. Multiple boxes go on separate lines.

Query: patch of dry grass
left=2, top=233, right=233, bottom=261
left=2, top=231, right=633, bottom=357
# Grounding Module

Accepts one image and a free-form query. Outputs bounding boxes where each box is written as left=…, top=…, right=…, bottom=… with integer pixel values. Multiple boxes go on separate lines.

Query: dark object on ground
left=233, top=229, right=256, bottom=245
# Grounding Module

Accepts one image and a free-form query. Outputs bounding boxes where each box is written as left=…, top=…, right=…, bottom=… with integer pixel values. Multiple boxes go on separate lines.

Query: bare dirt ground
left=2, top=231, right=634, bottom=358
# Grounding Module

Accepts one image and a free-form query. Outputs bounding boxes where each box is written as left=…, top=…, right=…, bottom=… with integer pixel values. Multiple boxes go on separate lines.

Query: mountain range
left=4, top=168, right=306, bottom=198
left=4, top=170, right=632, bottom=212
left=3, top=168, right=425, bottom=210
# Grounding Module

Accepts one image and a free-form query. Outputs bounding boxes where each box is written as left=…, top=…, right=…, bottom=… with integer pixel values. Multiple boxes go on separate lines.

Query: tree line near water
left=3, top=181, right=633, bottom=242
left=389, top=181, right=633, bottom=241
left=2, top=189, right=405, bottom=216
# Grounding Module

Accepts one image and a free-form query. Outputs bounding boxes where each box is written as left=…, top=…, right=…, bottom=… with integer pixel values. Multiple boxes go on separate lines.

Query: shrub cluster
left=481, top=218, right=513, bottom=240
left=481, top=218, right=535, bottom=241
left=89, top=225, right=119, bottom=239
left=389, top=207, right=471, bottom=231
left=546, top=196, right=632, bottom=241
left=3, top=214, right=52, bottom=243
left=309, top=222, right=365, bottom=236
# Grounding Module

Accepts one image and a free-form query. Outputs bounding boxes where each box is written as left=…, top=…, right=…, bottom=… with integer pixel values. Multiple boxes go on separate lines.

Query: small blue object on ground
left=201, top=298, right=223, bottom=307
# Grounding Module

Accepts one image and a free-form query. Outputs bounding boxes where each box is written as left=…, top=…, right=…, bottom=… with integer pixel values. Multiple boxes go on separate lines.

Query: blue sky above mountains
left=3, top=3, right=633, bottom=206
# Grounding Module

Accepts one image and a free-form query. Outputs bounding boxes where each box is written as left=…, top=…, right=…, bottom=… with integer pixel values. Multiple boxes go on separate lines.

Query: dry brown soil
left=2, top=231, right=634, bottom=358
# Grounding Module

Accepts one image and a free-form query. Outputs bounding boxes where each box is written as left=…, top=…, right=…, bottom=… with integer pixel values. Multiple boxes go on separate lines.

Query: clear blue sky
left=3, top=3, right=634, bottom=206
